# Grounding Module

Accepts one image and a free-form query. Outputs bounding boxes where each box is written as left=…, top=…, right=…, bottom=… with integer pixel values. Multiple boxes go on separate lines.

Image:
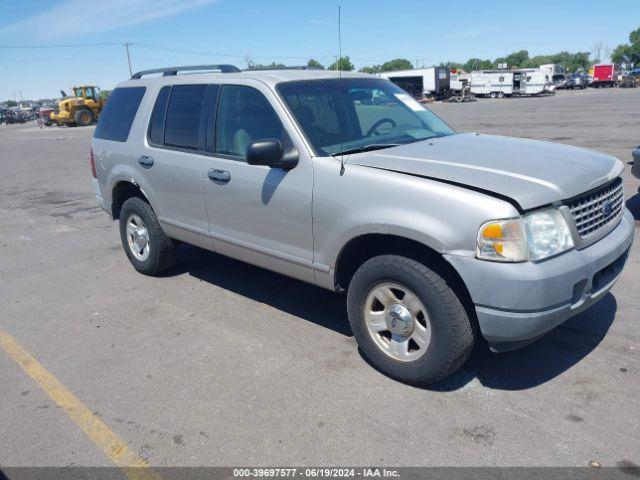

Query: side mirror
left=246, top=139, right=298, bottom=169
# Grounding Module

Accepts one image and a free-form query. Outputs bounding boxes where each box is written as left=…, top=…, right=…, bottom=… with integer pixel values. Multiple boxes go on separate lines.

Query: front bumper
left=50, top=111, right=71, bottom=124
left=445, top=208, right=634, bottom=351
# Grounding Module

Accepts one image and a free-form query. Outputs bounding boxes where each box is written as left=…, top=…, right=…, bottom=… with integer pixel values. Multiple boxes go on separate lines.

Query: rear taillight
left=89, top=148, right=97, bottom=178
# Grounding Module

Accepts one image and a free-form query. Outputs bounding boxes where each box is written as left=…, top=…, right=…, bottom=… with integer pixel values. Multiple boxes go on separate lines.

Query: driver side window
left=215, top=85, right=288, bottom=160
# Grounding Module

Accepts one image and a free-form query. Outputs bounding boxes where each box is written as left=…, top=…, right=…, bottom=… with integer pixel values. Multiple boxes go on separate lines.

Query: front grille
left=567, top=177, right=624, bottom=241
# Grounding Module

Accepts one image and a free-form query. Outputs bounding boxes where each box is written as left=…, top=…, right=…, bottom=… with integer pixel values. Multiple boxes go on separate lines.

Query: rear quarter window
left=94, top=87, right=146, bottom=142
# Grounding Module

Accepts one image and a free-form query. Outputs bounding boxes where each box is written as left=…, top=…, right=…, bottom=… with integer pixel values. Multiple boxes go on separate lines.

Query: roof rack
left=131, top=64, right=240, bottom=79
left=244, top=65, right=323, bottom=71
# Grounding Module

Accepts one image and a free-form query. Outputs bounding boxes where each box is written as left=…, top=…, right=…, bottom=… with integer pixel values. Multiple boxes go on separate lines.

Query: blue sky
left=1, top=0, right=638, bottom=100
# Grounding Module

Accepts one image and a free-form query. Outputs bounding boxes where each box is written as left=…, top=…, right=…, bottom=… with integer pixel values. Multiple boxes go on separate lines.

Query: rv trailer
left=379, top=67, right=451, bottom=99
left=470, top=70, right=515, bottom=97
left=515, top=69, right=554, bottom=95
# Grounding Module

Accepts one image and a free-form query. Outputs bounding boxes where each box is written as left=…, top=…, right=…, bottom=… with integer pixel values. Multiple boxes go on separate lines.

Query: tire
left=119, top=197, right=177, bottom=275
left=497, top=91, right=504, bottom=98
left=490, top=92, right=497, bottom=98
left=347, top=255, right=475, bottom=385
left=74, top=108, right=93, bottom=127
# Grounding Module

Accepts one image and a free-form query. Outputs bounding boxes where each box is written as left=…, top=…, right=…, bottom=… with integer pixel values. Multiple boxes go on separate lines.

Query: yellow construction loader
left=49, top=86, right=106, bottom=127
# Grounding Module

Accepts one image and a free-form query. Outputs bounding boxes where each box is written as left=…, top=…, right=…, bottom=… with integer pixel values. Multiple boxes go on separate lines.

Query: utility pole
left=123, top=42, right=133, bottom=77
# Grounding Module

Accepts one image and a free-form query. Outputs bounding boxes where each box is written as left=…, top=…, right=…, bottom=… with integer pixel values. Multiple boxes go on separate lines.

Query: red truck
left=592, top=64, right=618, bottom=87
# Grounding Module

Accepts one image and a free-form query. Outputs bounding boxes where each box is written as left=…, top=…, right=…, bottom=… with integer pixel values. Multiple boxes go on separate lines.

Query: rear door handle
left=137, top=155, right=154, bottom=168
left=208, top=169, right=231, bottom=183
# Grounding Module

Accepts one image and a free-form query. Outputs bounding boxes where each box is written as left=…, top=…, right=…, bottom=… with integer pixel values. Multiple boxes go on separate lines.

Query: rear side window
left=94, top=87, right=145, bottom=142
left=164, top=85, right=207, bottom=150
left=148, top=86, right=170, bottom=145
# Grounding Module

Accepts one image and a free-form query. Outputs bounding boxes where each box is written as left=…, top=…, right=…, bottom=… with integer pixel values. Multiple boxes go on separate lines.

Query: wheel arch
left=111, top=180, right=151, bottom=220
left=333, top=233, right=477, bottom=325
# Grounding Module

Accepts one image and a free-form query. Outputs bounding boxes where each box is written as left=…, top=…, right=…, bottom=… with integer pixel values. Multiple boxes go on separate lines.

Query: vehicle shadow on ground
left=428, top=294, right=617, bottom=392
left=171, top=245, right=617, bottom=392
left=173, top=244, right=352, bottom=336
left=626, top=193, right=640, bottom=220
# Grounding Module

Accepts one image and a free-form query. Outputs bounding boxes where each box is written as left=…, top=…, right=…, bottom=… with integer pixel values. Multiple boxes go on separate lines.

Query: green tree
left=358, top=65, right=378, bottom=74
left=611, top=44, right=632, bottom=65
left=307, top=59, right=324, bottom=69
left=462, top=58, right=493, bottom=71
left=495, top=50, right=529, bottom=68
left=5, top=100, right=18, bottom=107
left=329, top=56, right=354, bottom=71
left=379, top=58, right=413, bottom=72
left=611, top=27, right=640, bottom=67
left=359, top=65, right=380, bottom=74
left=248, top=62, right=286, bottom=70
left=98, top=90, right=112, bottom=100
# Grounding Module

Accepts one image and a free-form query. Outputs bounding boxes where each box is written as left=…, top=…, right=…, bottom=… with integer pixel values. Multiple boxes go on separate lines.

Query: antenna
left=123, top=42, right=133, bottom=77
left=338, top=6, right=342, bottom=77
left=338, top=5, right=345, bottom=175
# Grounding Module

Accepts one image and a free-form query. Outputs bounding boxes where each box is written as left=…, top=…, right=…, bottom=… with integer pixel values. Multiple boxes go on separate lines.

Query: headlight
left=523, top=207, right=574, bottom=261
left=477, top=207, right=574, bottom=262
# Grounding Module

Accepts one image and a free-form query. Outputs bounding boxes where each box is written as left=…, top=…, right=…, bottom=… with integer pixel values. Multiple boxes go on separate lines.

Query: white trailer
left=471, top=69, right=554, bottom=97
left=470, top=70, right=515, bottom=97
left=379, top=67, right=450, bottom=98
left=515, top=69, right=554, bottom=95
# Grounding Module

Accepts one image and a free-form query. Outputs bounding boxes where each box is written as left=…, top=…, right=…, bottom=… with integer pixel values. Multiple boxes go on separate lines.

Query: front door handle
left=137, top=155, right=154, bottom=168
left=208, top=169, right=231, bottom=183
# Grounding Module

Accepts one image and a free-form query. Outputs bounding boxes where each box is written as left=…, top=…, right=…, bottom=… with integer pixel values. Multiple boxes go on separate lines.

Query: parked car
left=553, top=74, right=568, bottom=89
left=633, top=146, right=640, bottom=179
left=585, top=74, right=594, bottom=86
left=4, top=110, right=26, bottom=124
left=91, top=66, right=634, bottom=385
left=566, top=73, right=587, bottom=89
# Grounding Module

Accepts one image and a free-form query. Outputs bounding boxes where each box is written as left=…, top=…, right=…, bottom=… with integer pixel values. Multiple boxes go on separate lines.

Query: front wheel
left=119, top=197, right=177, bottom=275
left=347, top=255, right=475, bottom=385
left=74, top=108, right=94, bottom=127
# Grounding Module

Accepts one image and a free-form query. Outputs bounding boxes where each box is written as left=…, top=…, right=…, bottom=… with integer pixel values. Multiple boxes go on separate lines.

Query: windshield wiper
left=331, top=143, right=400, bottom=157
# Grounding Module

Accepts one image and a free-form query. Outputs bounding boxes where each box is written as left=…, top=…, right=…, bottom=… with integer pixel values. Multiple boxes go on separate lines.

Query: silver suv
left=91, top=65, right=634, bottom=385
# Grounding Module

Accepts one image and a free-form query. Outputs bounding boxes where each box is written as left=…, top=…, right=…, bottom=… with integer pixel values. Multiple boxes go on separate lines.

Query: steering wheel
left=366, top=118, right=396, bottom=137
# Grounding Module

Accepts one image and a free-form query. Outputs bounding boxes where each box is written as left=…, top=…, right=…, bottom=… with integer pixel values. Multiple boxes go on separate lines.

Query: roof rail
left=131, top=64, right=240, bottom=79
left=244, top=65, right=323, bottom=71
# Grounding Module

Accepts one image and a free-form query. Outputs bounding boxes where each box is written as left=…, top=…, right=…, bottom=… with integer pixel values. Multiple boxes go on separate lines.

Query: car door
left=202, top=83, right=314, bottom=283
left=136, top=84, right=216, bottom=247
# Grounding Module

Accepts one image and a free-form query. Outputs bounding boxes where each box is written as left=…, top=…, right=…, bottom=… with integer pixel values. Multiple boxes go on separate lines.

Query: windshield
left=277, top=78, right=454, bottom=156
left=74, top=88, right=83, bottom=97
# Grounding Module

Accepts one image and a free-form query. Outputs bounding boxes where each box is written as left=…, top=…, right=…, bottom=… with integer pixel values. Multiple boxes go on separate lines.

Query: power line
left=0, top=41, right=398, bottom=66
left=0, top=42, right=122, bottom=49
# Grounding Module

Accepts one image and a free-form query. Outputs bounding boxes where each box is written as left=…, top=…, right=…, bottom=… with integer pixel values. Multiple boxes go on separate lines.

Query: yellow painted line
left=0, top=327, right=162, bottom=480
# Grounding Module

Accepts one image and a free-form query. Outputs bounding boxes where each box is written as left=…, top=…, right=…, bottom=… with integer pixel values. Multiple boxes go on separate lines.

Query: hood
left=349, top=133, right=623, bottom=210
left=59, top=97, right=83, bottom=107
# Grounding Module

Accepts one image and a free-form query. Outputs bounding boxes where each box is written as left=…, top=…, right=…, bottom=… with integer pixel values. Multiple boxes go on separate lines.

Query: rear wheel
left=347, top=255, right=475, bottom=385
left=119, top=197, right=177, bottom=275
left=74, top=108, right=94, bottom=127
left=497, top=91, right=505, bottom=98
left=490, top=92, right=497, bottom=98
